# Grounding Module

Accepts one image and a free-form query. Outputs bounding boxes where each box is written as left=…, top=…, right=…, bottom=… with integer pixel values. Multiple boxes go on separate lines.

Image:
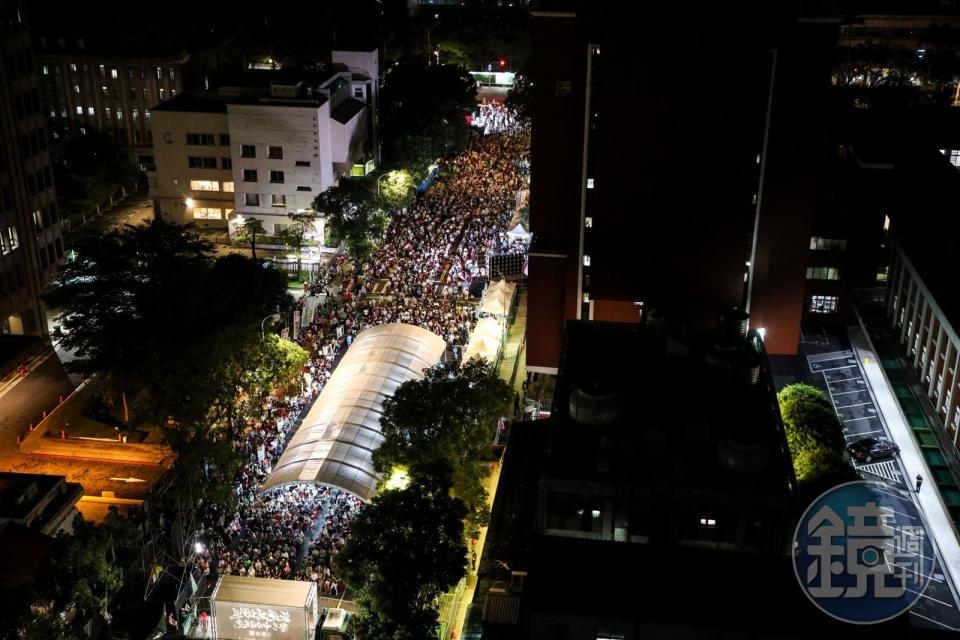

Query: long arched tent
left=261, top=323, right=447, bottom=501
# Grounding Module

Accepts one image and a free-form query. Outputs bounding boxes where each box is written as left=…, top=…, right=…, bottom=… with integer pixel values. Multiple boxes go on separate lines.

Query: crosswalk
left=857, top=459, right=902, bottom=483
left=807, top=350, right=854, bottom=365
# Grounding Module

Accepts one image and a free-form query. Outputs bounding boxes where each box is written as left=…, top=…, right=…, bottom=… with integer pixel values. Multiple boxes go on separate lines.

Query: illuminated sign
left=214, top=603, right=308, bottom=640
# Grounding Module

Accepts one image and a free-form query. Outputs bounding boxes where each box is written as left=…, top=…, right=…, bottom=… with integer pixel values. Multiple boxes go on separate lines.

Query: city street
left=0, top=352, right=167, bottom=521
left=803, top=335, right=960, bottom=631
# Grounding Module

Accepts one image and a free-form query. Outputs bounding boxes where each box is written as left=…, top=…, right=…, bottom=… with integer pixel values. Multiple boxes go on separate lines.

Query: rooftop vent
left=569, top=384, right=623, bottom=426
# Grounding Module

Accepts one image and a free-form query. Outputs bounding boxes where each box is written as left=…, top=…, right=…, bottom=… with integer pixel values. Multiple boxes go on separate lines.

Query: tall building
left=0, top=6, right=63, bottom=337
left=149, top=50, right=379, bottom=238
left=525, top=3, right=838, bottom=373
left=30, top=14, right=242, bottom=166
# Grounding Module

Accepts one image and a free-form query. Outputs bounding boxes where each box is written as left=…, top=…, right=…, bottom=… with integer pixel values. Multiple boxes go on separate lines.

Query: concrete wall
left=148, top=109, right=233, bottom=228
left=227, top=102, right=333, bottom=227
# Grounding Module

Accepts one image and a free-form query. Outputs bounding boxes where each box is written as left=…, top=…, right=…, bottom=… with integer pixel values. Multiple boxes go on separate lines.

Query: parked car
left=847, top=437, right=900, bottom=463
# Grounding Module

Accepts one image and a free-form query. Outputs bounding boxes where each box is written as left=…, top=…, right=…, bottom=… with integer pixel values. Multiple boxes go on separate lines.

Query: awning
left=261, top=323, right=446, bottom=500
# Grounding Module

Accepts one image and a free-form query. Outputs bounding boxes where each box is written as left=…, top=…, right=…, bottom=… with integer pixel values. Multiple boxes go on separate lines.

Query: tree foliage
left=312, top=179, right=388, bottom=262
left=381, top=62, right=477, bottom=175
left=336, top=477, right=467, bottom=640
left=239, top=217, right=267, bottom=261
left=377, top=170, right=416, bottom=212
left=53, top=129, right=140, bottom=223
left=42, top=220, right=295, bottom=428
left=778, top=383, right=854, bottom=486
left=505, top=72, right=533, bottom=123
left=375, top=359, right=512, bottom=536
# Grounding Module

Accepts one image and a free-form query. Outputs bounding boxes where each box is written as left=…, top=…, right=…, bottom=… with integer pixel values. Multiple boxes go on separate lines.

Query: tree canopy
left=778, top=383, right=855, bottom=488
left=374, top=359, right=512, bottom=536
left=53, top=129, right=140, bottom=225
left=381, top=62, right=477, bottom=175
left=43, top=219, right=299, bottom=428
left=336, top=476, right=467, bottom=640
left=311, top=179, right=388, bottom=262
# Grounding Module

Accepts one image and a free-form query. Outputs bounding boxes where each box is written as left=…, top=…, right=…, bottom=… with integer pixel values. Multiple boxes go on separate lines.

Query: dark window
left=243, top=169, right=257, bottom=182
left=269, top=170, right=284, bottom=184
left=221, top=157, right=232, bottom=170
left=296, top=186, right=312, bottom=191
left=244, top=193, right=259, bottom=206
left=295, top=161, right=311, bottom=167
left=241, top=144, right=255, bottom=158
left=219, top=134, right=230, bottom=146
left=268, top=146, right=283, bottom=159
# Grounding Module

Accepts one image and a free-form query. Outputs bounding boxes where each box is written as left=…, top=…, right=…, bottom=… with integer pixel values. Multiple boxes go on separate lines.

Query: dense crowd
left=188, top=99, right=529, bottom=603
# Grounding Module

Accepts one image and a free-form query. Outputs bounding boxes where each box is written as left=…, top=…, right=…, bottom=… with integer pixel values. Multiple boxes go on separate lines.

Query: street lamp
left=261, top=312, right=281, bottom=339
left=376, top=172, right=391, bottom=200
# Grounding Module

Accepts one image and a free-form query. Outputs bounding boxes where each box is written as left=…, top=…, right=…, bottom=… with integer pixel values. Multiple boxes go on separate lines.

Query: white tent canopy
left=462, top=317, right=503, bottom=364
left=262, top=323, right=446, bottom=501
left=507, top=223, right=530, bottom=239
left=481, top=280, right=516, bottom=316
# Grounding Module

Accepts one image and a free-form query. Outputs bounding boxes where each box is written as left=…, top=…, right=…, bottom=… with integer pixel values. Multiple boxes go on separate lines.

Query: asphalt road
left=805, top=345, right=960, bottom=632
left=0, top=352, right=167, bottom=519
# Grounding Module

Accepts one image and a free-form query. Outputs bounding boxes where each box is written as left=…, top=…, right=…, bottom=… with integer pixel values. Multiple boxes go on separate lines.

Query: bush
left=777, top=383, right=852, bottom=486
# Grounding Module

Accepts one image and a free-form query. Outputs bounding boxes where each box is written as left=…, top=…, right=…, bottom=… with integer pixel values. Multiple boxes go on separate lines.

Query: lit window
left=190, top=180, right=220, bottom=191
left=583, top=255, right=591, bottom=266
left=877, top=266, right=889, bottom=282
left=950, top=150, right=960, bottom=168
left=42, top=65, right=49, bottom=75
left=809, top=236, right=847, bottom=251
left=223, top=181, right=234, bottom=193
left=116, top=109, right=123, bottom=120
left=73, top=84, right=80, bottom=93
left=883, top=215, right=890, bottom=232
left=582, top=292, right=590, bottom=303
left=271, top=194, right=286, bottom=207
left=585, top=216, right=593, bottom=228
left=193, top=207, right=222, bottom=220
left=87, top=106, right=94, bottom=116
left=7, top=225, right=19, bottom=250
left=699, top=518, right=717, bottom=528
left=810, top=295, right=839, bottom=314
left=587, top=178, right=594, bottom=189
left=805, top=266, right=841, bottom=280
left=75, top=105, right=82, bottom=115
left=110, top=67, right=118, bottom=79
left=132, top=109, right=139, bottom=121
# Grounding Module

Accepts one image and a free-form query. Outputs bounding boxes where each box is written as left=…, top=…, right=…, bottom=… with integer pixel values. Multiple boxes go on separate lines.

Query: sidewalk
left=850, top=326, right=960, bottom=605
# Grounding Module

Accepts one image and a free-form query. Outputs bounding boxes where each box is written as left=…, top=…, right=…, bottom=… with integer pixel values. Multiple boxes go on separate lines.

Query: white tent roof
left=473, top=316, right=503, bottom=340
left=481, top=281, right=515, bottom=316
left=262, top=323, right=446, bottom=501
left=507, top=223, right=530, bottom=238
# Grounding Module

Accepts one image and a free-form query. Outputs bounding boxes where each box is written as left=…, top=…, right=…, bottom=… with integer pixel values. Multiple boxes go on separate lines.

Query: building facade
left=31, top=20, right=241, bottom=166
left=887, top=240, right=960, bottom=451
left=149, top=51, right=378, bottom=239
left=525, top=4, right=838, bottom=373
left=0, top=6, right=62, bottom=337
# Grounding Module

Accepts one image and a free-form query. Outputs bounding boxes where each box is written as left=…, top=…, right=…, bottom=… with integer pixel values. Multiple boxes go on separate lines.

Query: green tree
left=336, top=476, right=467, bottom=640
left=381, top=62, right=477, bottom=174
left=12, top=608, right=81, bottom=640
left=43, top=221, right=294, bottom=428
left=778, top=383, right=854, bottom=487
left=312, top=179, right=388, bottom=263
left=43, top=515, right=125, bottom=619
left=53, top=129, right=140, bottom=226
left=280, top=213, right=319, bottom=277
left=375, top=359, right=512, bottom=536
left=377, top=170, right=416, bottom=212
left=239, top=217, right=267, bottom=261
left=505, top=72, right=533, bottom=123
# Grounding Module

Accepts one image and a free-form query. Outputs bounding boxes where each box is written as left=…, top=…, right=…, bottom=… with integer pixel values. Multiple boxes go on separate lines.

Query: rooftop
left=544, top=320, right=794, bottom=495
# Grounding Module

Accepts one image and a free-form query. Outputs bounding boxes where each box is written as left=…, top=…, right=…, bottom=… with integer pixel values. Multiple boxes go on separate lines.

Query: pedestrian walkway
left=850, top=326, right=960, bottom=631
left=497, top=288, right=527, bottom=392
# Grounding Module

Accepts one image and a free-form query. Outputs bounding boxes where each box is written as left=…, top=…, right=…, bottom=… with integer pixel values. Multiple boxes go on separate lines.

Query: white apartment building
left=148, top=49, right=378, bottom=240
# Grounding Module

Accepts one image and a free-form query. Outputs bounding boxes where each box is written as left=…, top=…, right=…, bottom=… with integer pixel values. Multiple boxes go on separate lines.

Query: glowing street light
left=184, top=198, right=194, bottom=208
left=384, top=466, right=411, bottom=491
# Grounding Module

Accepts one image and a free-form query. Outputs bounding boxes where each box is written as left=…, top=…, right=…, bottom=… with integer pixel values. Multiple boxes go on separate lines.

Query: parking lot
left=806, top=347, right=960, bottom=631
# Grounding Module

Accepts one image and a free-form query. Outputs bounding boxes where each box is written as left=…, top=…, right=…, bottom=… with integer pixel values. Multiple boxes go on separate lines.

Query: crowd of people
left=186, top=99, right=529, bottom=603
